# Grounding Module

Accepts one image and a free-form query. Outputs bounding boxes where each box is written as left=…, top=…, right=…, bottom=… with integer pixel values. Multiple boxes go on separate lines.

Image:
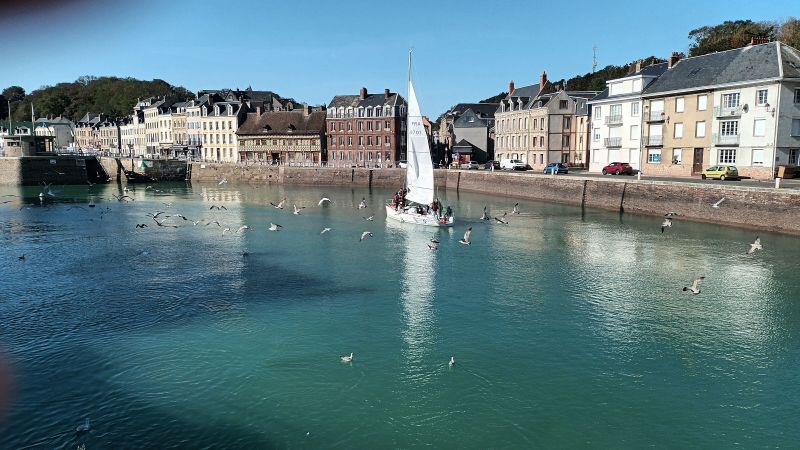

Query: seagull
left=318, top=197, right=333, bottom=206
left=459, top=227, right=472, bottom=245
left=192, top=220, right=200, bottom=226
left=146, top=211, right=167, bottom=219
left=293, top=204, right=305, bottom=215
left=111, top=194, right=134, bottom=202
left=340, top=352, right=354, bottom=363
left=270, top=198, right=286, bottom=209
left=173, top=214, right=189, bottom=221
left=76, top=418, right=91, bottom=434
left=448, top=356, right=455, bottom=367
left=427, top=241, right=439, bottom=250
left=237, top=225, right=250, bottom=233
left=145, top=185, right=153, bottom=190
left=222, top=227, right=232, bottom=235
left=358, top=198, right=367, bottom=209
left=218, top=178, right=228, bottom=185
left=494, top=216, right=509, bottom=224
left=711, top=198, right=725, bottom=208
left=209, top=205, right=227, bottom=210
left=664, top=211, right=680, bottom=217
left=363, top=215, right=374, bottom=221
left=162, top=202, right=173, bottom=207
left=512, top=203, right=520, bottom=214
left=17, top=254, right=25, bottom=261
left=747, top=237, right=762, bottom=254
left=661, top=217, right=672, bottom=233
left=480, top=207, right=490, bottom=221
left=320, top=227, right=332, bottom=234
left=269, top=222, right=282, bottom=231
left=135, top=223, right=148, bottom=228
left=682, top=276, right=705, bottom=294
left=206, top=220, right=221, bottom=227
left=360, top=231, right=373, bottom=241
left=153, top=217, right=177, bottom=228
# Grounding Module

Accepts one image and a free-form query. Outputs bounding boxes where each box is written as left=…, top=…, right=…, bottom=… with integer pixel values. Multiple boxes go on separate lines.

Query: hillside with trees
left=0, top=76, right=195, bottom=122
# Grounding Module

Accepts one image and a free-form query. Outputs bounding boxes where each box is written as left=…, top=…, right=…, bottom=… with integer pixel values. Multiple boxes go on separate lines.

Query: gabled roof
left=508, top=84, right=540, bottom=99
left=446, top=103, right=499, bottom=118
left=453, top=109, right=491, bottom=128
left=236, top=110, right=327, bottom=136
left=589, top=63, right=668, bottom=102
left=327, top=91, right=407, bottom=109
left=643, top=42, right=798, bottom=96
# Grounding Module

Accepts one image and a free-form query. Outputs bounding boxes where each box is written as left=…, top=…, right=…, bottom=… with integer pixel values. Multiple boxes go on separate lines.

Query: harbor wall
left=0, top=156, right=109, bottom=186
left=98, top=157, right=187, bottom=182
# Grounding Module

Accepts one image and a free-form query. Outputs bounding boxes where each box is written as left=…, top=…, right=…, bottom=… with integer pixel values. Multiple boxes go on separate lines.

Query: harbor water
left=1, top=182, right=798, bottom=448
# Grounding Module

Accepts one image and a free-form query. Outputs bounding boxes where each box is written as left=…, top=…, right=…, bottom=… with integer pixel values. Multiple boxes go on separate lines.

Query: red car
left=602, top=162, right=634, bottom=175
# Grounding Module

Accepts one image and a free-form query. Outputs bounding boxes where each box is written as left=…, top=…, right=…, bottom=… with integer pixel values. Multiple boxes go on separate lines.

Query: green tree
left=778, top=17, right=800, bottom=49
left=688, top=20, right=776, bottom=56
left=2, top=86, right=25, bottom=102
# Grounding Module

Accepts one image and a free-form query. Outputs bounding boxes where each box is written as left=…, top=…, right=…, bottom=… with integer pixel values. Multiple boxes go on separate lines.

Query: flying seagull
left=480, top=206, right=490, bottom=221
left=270, top=198, right=286, bottom=209
left=293, top=204, right=305, bottom=215
left=320, top=227, right=332, bottom=234
left=237, top=225, right=250, bottom=233
left=76, top=418, right=91, bottom=434
left=363, top=215, right=374, bottom=221
left=153, top=217, right=177, bottom=228
left=111, top=194, right=134, bottom=202
left=682, top=276, right=705, bottom=294
left=747, top=236, right=762, bottom=254
left=209, top=205, right=227, bottom=210
left=358, top=198, right=367, bottom=209
left=494, top=216, right=509, bottom=224
left=318, top=197, right=333, bottom=206
left=360, top=231, right=373, bottom=241
left=135, top=223, right=148, bottom=228
left=661, top=217, right=672, bottom=233
left=512, top=203, right=520, bottom=214
left=427, top=241, right=439, bottom=251
left=340, top=352, right=354, bottom=363
left=711, top=198, right=726, bottom=208
left=206, top=220, right=221, bottom=227
left=146, top=211, right=167, bottom=219
left=269, top=222, right=282, bottom=231
left=459, top=227, right=472, bottom=245
left=173, top=214, right=189, bottom=221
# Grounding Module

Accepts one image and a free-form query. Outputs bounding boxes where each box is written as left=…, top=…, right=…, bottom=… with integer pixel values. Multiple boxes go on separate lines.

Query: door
left=692, top=148, right=704, bottom=174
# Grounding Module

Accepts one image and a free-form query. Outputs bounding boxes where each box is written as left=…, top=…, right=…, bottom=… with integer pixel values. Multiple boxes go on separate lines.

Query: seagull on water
left=682, top=276, right=705, bottom=294
left=711, top=197, right=725, bottom=208
left=459, top=227, right=472, bottom=245
left=218, top=178, right=228, bottom=185
left=480, top=206, right=490, bottom=221
left=318, top=197, right=333, bottom=206
left=427, top=241, right=439, bottom=251
left=222, top=227, right=232, bottom=235
left=360, top=231, right=373, bottom=241
left=269, top=222, right=282, bottom=231
left=340, top=352, right=354, bottom=363
left=76, top=418, right=91, bottom=434
left=270, top=198, right=286, bottom=209
left=747, top=236, right=762, bottom=254
left=661, top=217, right=672, bottom=233
left=363, top=215, right=374, bottom=221
left=135, top=223, right=148, bottom=228
left=237, top=225, right=250, bottom=233
left=320, top=227, right=332, bottom=234
left=293, top=204, right=305, bottom=215
left=358, top=198, right=367, bottom=209
left=17, top=254, right=25, bottom=261
left=448, top=356, right=455, bottom=367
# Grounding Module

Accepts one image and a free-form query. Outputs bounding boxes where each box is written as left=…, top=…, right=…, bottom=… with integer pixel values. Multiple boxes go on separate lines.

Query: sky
left=0, top=0, right=794, bottom=116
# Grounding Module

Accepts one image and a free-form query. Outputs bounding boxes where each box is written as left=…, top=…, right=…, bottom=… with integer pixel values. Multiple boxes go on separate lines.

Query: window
left=631, top=102, right=640, bottom=116
left=721, top=93, right=740, bottom=108
left=562, top=135, right=570, bottom=147
left=672, top=148, right=682, bottom=164
left=348, top=136, right=352, bottom=146
left=648, top=149, right=661, bottom=163
left=719, top=148, right=737, bottom=164
left=594, top=106, right=601, bottom=119
left=347, top=122, right=352, bottom=131
left=563, top=117, right=571, bottom=129
left=630, top=125, right=639, bottom=140
left=790, top=149, right=799, bottom=165
left=367, top=121, right=372, bottom=131
left=610, top=104, right=622, bottom=119
left=794, top=89, right=800, bottom=104
left=756, top=89, right=768, bottom=106
left=752, top=148, right=764, bottom=166
left=674, top=122, right=683, bottom=139
left=338, top=137, right=344, bottom=145
left=697, top=95, right=708, bottom=111
left=720, top=120, right=739, bottom=136
left=559, top=100, right=568, bottom=109
left=791, top=119, right=800, bottom=136
left=358, top=136, right=364, bottom=146
left=593, top=128, right=600, bottom=141
left=695, top=121, right=706, bottom=137
left=675, top=97, right=685, bottom=113
left=753, top=119, right=766, bottom=137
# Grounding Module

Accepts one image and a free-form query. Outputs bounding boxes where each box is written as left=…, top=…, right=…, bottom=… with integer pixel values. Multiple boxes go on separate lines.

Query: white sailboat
left=385, top=53, right=454, bottom=227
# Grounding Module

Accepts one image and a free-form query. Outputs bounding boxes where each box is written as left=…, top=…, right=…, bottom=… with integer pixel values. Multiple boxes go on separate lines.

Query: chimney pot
left=359, top=87, right=367, bottom=100
left=508, top=80, right=515, bottom=96
left=540, top=71, right=547, bottom=90
left=668, top=52, right=682, bottom=69
left=384, top=88, right=390, bottom=98
left=635, top=60, right=642, bottom=72
left=256, top=105, right=262, bottom=116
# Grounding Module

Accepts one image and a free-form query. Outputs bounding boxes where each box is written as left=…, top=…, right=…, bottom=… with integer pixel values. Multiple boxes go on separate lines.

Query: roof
left=590, top=63, right=668, bottom=102
left=453, top=109, right=492, bottom=128
left=452, top=139, right=475, bottom=153
left=0, top=120, right=34, bottom=132
left=236, top=110, right=327, bottom=136
left=327, top=90, right=407, bottom=109
left=508, top=84, right=540, bottom=99
left=446, top=103, right=499, bottom=118
left=643, top=42, right=798, bottom=96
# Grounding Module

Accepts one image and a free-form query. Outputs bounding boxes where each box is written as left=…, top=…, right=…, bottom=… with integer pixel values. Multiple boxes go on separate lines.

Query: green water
left=0, top=182, right=798, bottom=449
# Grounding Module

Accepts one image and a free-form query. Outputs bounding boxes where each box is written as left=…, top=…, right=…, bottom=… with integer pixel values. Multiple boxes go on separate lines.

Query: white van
left=500, top=159, right=526, bottom=170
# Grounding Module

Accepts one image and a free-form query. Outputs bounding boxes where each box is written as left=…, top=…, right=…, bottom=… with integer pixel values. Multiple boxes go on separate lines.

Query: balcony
left=604, top=115, right=623, bottom=126
left=647, top=110, right=666, bottom=122
left=604, top=137, right=622, bottom=148
left=645, top=135, right=663, bottom=146
left=712, top=133, right=740, bottom=146
left=714, top=105, right=744, bottom=117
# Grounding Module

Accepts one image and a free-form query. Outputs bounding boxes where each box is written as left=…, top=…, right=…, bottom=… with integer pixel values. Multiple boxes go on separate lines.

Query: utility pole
left=592, top=45, right=598, bottom=73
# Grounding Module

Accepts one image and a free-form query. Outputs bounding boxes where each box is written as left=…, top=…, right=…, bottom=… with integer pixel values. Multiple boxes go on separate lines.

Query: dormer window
left=287, top=124, right=296, bottom=132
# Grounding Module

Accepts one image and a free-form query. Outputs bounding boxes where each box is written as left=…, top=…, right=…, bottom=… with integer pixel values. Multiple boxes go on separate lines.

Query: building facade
left=326, top=87, right=406, bottom=168
left=237, top=106, right=326, bottom=164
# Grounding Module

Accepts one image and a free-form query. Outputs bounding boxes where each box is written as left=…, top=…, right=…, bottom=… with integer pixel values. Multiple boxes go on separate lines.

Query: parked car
left=701, top=165, right=739, bottom=180
left=398, top=160, right=408, bottom=169
left=461, top=161, right=480, bottom=170
left=500, top=159, right=527, bottom=170
left=602, top=162, right=634, bottom=175
left=543, top=163, right=569, bottom=174
left=484, top=160, right=500, bottom=170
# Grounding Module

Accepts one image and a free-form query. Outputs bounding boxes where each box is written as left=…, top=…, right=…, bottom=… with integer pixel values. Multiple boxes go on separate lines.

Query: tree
left=2, top=86, right=25, bottom=102
left=778, top=17, right=800, bottom=49
left=688, top=20, right=776, bottom=56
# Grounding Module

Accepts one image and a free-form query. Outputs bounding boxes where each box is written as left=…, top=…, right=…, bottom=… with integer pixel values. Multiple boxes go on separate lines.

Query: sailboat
left=385, top=53, right=455, bottom=227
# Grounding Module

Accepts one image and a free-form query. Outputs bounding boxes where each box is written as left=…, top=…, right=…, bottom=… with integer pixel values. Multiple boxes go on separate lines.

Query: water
left=1, top=182, right=799, bottom=449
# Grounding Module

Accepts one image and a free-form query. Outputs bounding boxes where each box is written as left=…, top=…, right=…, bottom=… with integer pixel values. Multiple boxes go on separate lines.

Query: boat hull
left=385, top=205, right=454, bottom=227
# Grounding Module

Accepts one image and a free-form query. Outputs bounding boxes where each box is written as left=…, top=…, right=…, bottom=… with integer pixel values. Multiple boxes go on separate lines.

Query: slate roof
left=327, top=91, right=406, bottom=109
left=236, top=110, right=327, bottom=136
left=641, top=43, right=797, bottom=96
left=590, top=63, right=668, bottom=102
left=453, top=109, right=491, bottom=128
left=446, top=103, right=499, bottom=118
left=782, top=43, right=800, bottom=77
left=508, top=84, right=540, bottom=99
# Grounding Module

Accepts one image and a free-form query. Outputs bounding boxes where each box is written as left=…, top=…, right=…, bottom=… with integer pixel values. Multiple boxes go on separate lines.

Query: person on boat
left=431, top=201, right=439, bottom=215
left=392, top=192, right=400, bottom=210
left=445, top=206, right=453, bottom=219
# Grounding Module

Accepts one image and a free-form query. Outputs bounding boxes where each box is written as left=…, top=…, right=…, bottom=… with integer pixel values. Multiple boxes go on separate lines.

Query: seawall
left=0, top=156, right=109, bottom=186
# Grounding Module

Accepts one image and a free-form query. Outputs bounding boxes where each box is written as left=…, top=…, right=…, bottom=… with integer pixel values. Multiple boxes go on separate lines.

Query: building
left=120, top=108, right=145, bottom=156
left=640, top=41, right=800, bottom=179
left=236, top=105, right=326, bottom=164
left=34, top=117, right=75, bottom=150
left=326, top=87, right=407, bottom=168
left=588, top=62, right=668, bottom=173
left=495, top=73, right=557, bottom=167
left=442, top=103, right=498, bottom=165
left=74, top=113, right=102, bottom=151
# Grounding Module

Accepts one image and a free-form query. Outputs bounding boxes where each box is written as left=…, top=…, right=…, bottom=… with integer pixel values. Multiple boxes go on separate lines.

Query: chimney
left=384, top=88, right=390, bottom=98
left=303, top=104, right=312, bottom=116
left=668, top=52, right=682, bottom=69
left=508, top=80, right=515, bottom=96
left=256, top=105, right=262, bottom=116
left=750, top=36, right=770, bottom=46
left=359, top=87, right=367, bottom=100
left=635, top=60, right=642, bottom=73
left=539, top=71, right=547, bottom=90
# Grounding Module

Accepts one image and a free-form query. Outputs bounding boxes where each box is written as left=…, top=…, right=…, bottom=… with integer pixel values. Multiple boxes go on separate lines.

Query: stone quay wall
left=0, top=156, right=108, bottom=186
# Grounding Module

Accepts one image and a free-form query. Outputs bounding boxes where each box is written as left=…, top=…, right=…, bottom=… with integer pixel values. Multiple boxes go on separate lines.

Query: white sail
left=405, top=80, right=434, bottom=206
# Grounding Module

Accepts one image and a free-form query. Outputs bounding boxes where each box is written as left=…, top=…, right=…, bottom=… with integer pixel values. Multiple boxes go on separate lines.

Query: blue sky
left=0, top=0, right=793, bottom=116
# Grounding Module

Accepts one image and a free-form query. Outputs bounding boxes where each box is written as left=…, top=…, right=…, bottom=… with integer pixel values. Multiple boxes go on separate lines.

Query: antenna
left=592, top=45, right=598, bottom=73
